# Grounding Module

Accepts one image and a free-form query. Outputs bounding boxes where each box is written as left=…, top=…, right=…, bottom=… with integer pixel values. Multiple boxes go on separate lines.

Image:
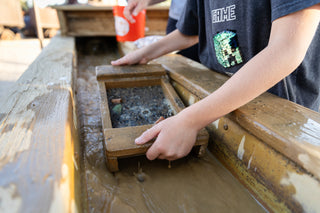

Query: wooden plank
left=67, top=11, right=115, bottom=36
left=160, top=78, right=185, bottom=114
left=54, top=4, right=169, bottom=36
left=104, top=76, right=161, bottom=88
left=53, top=5, right=114, bottom=11
left=104, top=125, right=155, bottom=156
left=56, top=10, right=68, bottom=35
left=0, top=36, right=82, bottom=212
left=145, top=10, right=168, bottom=36
left=96, top=64, right=166, bottom=80
left=208, top=117, right=296, bottom=212
left=33, top=1, right=44, bottom=48
left=104, top=125, right=208, bottom=157
left=0, top=0, right=24, bottom=27
left=53, top=4, right=169, bottom=11
left=97, top=82, right=112, bottom=129
left=66, top=11, right=113, bottom=18
left=231, top=94, right=320, bottom=178
left=38, top=7, right=60, bottom=29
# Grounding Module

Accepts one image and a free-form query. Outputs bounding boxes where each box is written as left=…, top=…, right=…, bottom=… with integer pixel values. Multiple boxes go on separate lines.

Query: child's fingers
left=135, top=126, right=162, bottom=160
left=132, top=3, right=145, bottom=16
left=111, top=57, right=129, bottom=66
left=135, top=125, right=160, bottom=145
left=145, top=142, right=161, bottom=160
left=123, top=4, right=136, bottom=23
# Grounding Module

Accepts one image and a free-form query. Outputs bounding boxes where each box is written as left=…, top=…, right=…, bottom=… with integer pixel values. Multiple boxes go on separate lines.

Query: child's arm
left=111, top=29, right=198, bottom=65
left=134, top=4, right=320, bottom=161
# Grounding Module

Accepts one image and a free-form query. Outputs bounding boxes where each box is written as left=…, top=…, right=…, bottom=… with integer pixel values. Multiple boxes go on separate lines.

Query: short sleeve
left=271, top=0, right=320, bottom=21
left=176, top=0, right=199, bottom=36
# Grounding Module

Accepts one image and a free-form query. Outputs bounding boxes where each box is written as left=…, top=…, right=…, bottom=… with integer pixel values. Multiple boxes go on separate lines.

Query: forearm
left=179, top=44, right=299, bottom=130
left=141, top=29, right=198, bottom=62
left=111, top=29, right=198, bottom=65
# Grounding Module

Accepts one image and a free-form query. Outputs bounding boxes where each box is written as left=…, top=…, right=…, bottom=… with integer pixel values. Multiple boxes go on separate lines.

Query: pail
left=113, top=6, right=146, bottom=42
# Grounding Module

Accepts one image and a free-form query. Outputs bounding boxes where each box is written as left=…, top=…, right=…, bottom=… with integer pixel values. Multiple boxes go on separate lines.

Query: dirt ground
left=76, top=37, right=266, bottom=213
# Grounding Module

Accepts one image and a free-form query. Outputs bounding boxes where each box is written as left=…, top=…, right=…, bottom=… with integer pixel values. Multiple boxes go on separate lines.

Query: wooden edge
left=53, top=4, right=169, bottom=11
left=0, top=36, right=83, bottom=212
left=96, top=64, right=166, bottom=81
left=56, top=10, right=68, bottom=36
left=230, top=94, right=320, bottom=180
left=104, top=125, right=154, bottom=157
left=97, top=82, right=112, bottom=129
left=33, top=1, right=44, bottom=48
left=53, top=5, right=114, bottom=11
left=103, top=76, right=162, bottom=89
left=160, top=77, right=185, bottom=114
left=104, top=125, right=208, bottom=157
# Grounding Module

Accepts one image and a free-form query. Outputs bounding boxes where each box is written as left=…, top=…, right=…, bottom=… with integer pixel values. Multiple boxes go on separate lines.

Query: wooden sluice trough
left=0, top=7, right=320, bottom=211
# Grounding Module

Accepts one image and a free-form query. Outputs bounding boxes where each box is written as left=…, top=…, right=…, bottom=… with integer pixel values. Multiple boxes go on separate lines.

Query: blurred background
left=0, top=0, right=170, bottom=40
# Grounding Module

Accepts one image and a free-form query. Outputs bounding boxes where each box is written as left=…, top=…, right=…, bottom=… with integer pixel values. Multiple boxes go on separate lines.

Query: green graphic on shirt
left=213, top=30, right=243, bottom=68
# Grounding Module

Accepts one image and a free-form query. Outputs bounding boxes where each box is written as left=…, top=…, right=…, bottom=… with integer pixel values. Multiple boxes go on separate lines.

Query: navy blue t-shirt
left=177, top=0, right=320, bottom=111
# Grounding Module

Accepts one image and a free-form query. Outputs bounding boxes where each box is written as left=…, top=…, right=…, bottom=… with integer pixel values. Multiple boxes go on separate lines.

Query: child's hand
left=111, top=48, right=149, bottom=66
left=135, top=114, right=199, bottom=161
left=124, top=0, right=151, bottom=23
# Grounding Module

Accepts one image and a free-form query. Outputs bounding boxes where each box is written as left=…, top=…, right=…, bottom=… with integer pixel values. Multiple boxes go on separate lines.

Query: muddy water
left=76, top=37, right=265, bottom=213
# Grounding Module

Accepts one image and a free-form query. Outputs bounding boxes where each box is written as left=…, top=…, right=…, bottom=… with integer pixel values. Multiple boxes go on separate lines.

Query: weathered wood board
left=54, top=4, right=169, bottom=36
left=0, top=36, right=82, bottom=212
left=96, top=64, right=209, bottom=172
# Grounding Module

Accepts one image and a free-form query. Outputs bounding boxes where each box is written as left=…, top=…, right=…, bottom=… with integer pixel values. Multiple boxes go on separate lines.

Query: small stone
left=136, top=174, right=145, bottom=182
left=112, top=104, right=122, bottom=115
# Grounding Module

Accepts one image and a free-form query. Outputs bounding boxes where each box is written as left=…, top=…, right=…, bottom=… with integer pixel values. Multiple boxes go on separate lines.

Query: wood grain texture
left=103, top=76, right=161, bottom=89
left=0, top=36, right=82, bottom=213
left=160, top=78, right=185, bottom=114
left=96, top=64, right=166, bottom=80
left=38, top=6, right=60, bottom=29
left=67, top=11, right=115, bottom=36
left=97, top=82, right=112, bottom=129
left=54, top=4, right=169, bottom=36
left=104, top=125, right=155, bottom=156
left=56, top=11, right=68, bottom=35
left=53, top=4, right=169, bottom=11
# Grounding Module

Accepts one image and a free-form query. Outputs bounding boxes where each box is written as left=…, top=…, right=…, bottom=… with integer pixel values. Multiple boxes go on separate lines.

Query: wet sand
left=76, top=37, right=266, bottom=213
left=107, top=86, right=174, bottom=128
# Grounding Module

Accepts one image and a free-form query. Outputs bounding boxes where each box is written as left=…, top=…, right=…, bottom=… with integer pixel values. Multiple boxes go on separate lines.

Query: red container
left=113, top=6, right=146, bottom=42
